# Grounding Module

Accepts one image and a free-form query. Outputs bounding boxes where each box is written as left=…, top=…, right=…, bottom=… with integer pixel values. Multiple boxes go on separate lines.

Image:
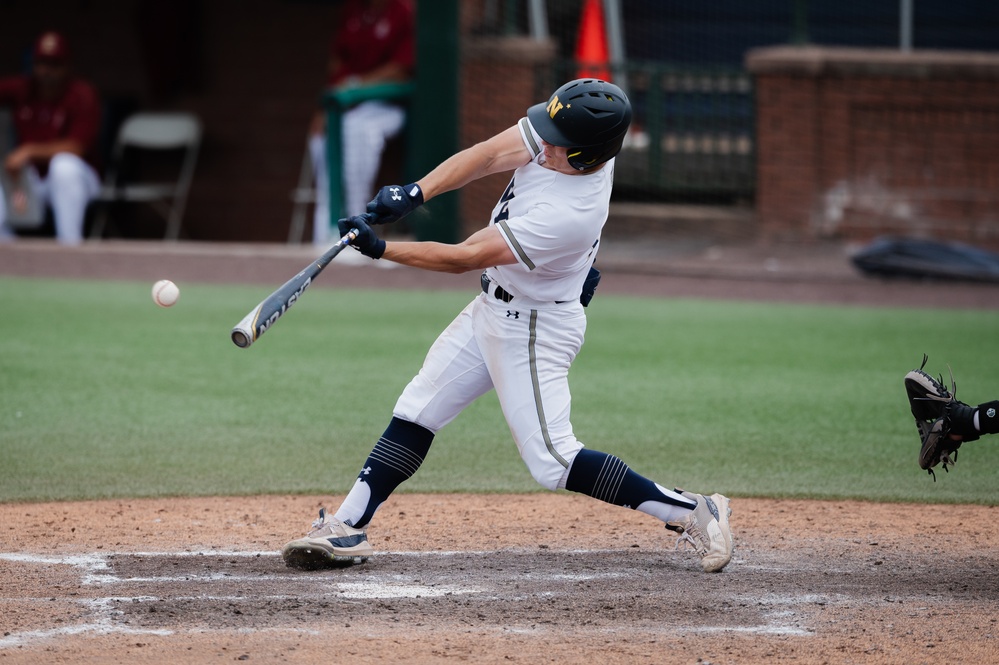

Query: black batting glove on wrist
left=338, top=213, right=386, bottom=259
left=366, top=183, right=424, bottom=224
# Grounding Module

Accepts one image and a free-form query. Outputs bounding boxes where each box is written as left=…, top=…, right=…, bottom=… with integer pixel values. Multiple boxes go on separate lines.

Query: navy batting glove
left=338, top=213, right=386, bottom=259
left=366, top=183, right=424, bottom=224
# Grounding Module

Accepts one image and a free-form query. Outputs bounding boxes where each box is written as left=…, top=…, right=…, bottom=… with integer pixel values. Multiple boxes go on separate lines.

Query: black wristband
left=977, top=400, right=999, bottom=434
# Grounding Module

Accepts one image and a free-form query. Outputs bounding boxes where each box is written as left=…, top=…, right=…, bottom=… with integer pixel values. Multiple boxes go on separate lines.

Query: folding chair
left=90, top=112, right=202, bottom=240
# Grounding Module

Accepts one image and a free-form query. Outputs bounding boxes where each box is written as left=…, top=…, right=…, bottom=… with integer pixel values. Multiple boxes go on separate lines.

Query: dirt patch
left=1, top=494, right=997, bottom=664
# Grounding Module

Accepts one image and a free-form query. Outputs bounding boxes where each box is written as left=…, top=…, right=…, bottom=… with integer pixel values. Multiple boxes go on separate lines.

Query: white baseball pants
left=0, top=152, right=100, bottom=245
left=393, top=290, right=588, bottom=491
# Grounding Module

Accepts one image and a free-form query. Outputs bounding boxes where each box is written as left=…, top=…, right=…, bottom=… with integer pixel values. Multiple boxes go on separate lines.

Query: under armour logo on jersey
left=506, top=310, right=519, bottom=319
left=390, top=187, right=402, bottom=201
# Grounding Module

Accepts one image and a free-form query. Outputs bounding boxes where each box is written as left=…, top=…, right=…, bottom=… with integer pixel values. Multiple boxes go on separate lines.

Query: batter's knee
left=523, top=444, right=583, bottom=492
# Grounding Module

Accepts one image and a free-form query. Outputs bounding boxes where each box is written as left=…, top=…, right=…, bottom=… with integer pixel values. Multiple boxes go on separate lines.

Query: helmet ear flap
left=566, top=133, right=628, bottom=171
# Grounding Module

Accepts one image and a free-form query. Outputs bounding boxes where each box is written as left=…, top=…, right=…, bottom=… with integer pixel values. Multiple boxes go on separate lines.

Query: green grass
left=1, top=275, right=997, bottom=504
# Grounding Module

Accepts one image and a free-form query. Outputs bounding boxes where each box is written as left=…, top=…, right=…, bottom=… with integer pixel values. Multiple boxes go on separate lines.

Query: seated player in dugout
left=282, top=79, right=735, bottom=573
left=307, top=0, right=415, bottom=246
left=0, top=31, right=101, bottom=244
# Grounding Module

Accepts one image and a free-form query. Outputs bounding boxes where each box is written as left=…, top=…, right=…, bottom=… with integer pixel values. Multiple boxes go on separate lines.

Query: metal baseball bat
left=230, top=229, right=358, bottom=348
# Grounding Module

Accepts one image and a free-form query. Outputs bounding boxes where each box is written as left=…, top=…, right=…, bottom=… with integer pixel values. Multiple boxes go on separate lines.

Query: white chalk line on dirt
left=0, top=550, right=488, bottom=649
left=1, top=549, right=802, bottom=646
left=0, top=594, right=175, bottom=649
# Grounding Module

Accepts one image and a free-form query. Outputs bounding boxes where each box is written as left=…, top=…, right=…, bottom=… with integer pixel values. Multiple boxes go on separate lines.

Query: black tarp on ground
left=851, top=236, right=999, bottom=283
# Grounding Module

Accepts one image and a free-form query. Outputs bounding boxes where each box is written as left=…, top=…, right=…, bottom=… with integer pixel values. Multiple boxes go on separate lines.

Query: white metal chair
left=90, top=112, right=202, bottom=240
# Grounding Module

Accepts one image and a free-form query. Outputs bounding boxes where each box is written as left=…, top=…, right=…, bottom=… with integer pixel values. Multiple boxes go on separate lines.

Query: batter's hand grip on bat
left=230, top=229, right=357, bottom=348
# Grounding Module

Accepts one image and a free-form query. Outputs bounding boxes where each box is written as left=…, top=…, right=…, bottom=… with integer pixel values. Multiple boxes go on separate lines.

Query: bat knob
left=231, top=329, right=251, bottom=348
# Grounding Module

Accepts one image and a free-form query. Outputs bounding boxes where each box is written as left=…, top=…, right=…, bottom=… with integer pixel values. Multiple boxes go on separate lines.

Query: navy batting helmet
left=527, top=79, right=632, bottom=171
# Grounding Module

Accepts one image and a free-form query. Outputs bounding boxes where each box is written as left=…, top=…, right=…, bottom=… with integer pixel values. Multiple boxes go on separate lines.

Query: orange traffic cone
left=575, top=0, right=611, bottom=81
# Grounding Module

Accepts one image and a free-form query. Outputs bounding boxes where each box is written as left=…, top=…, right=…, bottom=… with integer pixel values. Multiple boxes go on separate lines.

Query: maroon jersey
left=0, top=75, right=101, bottom=175
left=328, top=0, right=415, bottom=86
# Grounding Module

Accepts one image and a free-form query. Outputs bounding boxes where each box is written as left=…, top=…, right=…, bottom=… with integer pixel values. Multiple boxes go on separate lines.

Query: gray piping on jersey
left=497, top=220, right=536, bottom=270
left=519, top=117, right=540, bottom=158
left=529, top=309, right=569, bottom=469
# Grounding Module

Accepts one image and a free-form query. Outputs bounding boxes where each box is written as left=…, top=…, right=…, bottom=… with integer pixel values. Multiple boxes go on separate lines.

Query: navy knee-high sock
left=565, top=448, right=695, bottom=518
left=335, top=417, right=434, bottom=528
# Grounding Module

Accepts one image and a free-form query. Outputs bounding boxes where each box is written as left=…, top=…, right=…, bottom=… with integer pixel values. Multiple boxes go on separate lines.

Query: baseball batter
left=282, top=79, right=734, bottom=573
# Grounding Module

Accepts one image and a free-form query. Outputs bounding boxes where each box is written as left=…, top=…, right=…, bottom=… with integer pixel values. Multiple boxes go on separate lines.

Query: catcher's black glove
left=904, top=354, right=978, bottom=480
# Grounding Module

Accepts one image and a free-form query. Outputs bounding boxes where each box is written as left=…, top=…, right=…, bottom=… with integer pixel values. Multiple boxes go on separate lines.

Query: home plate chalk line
left=0, top=550, right=814, bottom=647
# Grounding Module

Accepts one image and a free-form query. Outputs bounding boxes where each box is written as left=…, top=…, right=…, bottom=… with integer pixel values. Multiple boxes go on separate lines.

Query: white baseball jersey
left=393, top=116, right=617, bottom=491
left=484, top=117, right=614, bottom=303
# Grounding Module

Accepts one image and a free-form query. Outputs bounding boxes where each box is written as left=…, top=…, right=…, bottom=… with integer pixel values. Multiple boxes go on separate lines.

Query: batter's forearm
left=418, top=126, right=530, bottom=202
left=381, top=241, right=479, bottom=274
left=417, top=146, right=495, bottom=203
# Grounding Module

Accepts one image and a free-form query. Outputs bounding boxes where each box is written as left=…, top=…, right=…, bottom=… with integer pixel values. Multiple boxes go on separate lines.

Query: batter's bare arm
left=383, top=226, right=516, bottom=274
left=352, top=124, right=529, bottom=268
left=417, top=125, right=531, bottom=201
left=367, top=125, right=530, bottom=223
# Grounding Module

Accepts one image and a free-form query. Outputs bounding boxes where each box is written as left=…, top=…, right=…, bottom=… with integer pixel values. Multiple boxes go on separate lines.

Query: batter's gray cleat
left=281, top=508, right=374, bottom=570
left=665, top=491, right=733, bottom=573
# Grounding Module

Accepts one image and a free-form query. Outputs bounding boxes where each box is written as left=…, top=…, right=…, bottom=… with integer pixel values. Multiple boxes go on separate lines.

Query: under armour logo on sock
left=390, top=187, right=402, bottom=201
left=362, top=467, right=372, bottom=475
left=506, top=310, right=519, bottom=319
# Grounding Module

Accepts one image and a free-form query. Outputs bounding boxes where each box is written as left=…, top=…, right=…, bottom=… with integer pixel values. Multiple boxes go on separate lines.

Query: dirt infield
left=2, top=239, right=999, bottom=663
left=1, top=495, right=998, bottom=664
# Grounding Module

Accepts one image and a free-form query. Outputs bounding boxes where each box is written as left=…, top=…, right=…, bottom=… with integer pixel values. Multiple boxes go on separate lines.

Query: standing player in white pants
left=283, top=79, right=734, bottom=573
left=0, top=31, right=101, bottom=244
left=308, top=0, right=414, bottom=246
left=308, top=101, right=405, bottom=245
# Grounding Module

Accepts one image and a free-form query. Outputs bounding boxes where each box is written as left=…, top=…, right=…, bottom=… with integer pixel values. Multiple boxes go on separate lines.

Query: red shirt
left=328, top=0, right=415, bottom=86
left=0, top=75, right=101, bottom=175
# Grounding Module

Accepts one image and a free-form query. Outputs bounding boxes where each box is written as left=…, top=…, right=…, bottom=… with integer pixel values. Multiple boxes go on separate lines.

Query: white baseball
left=152, top=279, right=180, bottom=308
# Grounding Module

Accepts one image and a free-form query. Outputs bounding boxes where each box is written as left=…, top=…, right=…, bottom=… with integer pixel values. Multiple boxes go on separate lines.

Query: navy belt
left=481, top=272, right=515, bottom=302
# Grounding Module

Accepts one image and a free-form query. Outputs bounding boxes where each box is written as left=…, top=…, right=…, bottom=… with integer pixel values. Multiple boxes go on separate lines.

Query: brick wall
left=459, top=37, right=555, bottom=233
left=748, top=47, right=999, bottom=247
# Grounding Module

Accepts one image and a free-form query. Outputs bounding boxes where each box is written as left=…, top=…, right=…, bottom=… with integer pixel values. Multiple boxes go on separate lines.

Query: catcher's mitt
left=904, top=354, right=976, bottom=480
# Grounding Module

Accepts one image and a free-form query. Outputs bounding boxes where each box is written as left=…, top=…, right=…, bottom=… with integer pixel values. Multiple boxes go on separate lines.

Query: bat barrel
left=229, top=229, right=356, bottom=349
